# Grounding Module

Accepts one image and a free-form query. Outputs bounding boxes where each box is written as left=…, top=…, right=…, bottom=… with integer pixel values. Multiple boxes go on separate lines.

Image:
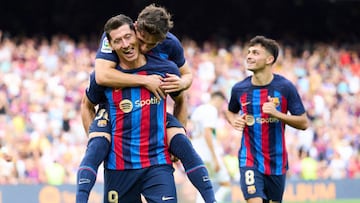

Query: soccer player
left=85, top=14, right=179, bottom=202
left=226, top=36, right=309, bottom=203
left=76, top=4, right=216, bottom=203
left=190, top=91, right=232, bottom=202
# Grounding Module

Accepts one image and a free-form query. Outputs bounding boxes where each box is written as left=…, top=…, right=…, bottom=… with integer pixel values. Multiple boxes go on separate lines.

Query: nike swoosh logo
left=162, top=196, right=175, bottom=201
left=202, top=176, right=210, bottom=182
left=78, top=178, right=91, bottom=184
left=241, top=102, right=251, bottom=107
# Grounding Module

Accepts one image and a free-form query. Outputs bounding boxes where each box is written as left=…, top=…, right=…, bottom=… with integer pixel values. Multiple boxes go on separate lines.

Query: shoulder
left=160, top=32, right=182, bottom=49
left=232, top=76, right=252, bottom=90
left=165, top=32, right=181, bottom=43
left=272, top=74, right=297, bottom=88
left=146, top=54, right=178, bottom=73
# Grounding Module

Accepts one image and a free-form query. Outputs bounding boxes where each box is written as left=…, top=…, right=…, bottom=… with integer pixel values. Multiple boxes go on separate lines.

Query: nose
left=121, top=38, right=130, bottom=48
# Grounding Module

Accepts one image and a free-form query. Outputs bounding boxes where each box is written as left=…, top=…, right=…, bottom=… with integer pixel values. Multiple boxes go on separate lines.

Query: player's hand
left=160, top=73, right=185, bottom=93
left=232, top=114, right=246, bottom=131
left=262, top=96, right=278, bottom=116
left=143, top=75, right=166, bottom=100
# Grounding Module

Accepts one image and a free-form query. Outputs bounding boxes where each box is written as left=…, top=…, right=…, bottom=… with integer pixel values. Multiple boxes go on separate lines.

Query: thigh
left=166, top=113, right=184, bottom=129
left=166, top=113, right=186, bottom=142
left=103, top=169, right=143, bottom=203
left=89, top=104, right=111, bottom=141
left=264, top=174, right=286, bottom=202
left=240, top=167, right=266, bottom=200
left=141, top=164, right=177, bottom=203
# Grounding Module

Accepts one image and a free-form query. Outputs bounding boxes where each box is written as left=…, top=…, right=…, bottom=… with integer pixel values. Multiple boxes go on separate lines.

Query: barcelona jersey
left=86, top=54, right=180, bottom=170
left=228, top=74, right=306, bottom=175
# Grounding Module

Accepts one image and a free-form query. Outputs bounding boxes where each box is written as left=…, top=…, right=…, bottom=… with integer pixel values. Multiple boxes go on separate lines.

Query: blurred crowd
left=0, top=31, right=360, bottom=186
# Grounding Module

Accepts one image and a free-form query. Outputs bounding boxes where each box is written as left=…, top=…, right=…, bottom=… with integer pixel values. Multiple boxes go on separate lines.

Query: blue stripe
left=274, top=91, right=283, bottom=174
left=252, top=89, right=264, bottom=173
left=239, top=137, right=247, bottom=166
left=104, top=89, right=116, bottom=169
left=131, top=88, right=141, bottom=168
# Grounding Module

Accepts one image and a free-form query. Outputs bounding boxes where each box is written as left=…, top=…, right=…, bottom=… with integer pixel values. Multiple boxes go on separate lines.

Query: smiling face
left=246, top=44, right=275, bottom=72
left=108, top=24, right=140, bottom=65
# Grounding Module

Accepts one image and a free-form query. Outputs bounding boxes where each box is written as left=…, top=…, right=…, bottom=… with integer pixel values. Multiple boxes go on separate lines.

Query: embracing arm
left=161, top=62, right=193, bottom=93
left=94, top=58, right=165, bottom=99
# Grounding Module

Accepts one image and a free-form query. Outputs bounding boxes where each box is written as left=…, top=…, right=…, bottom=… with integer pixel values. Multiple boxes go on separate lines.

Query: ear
left=266, top=55, right=275, bottom=65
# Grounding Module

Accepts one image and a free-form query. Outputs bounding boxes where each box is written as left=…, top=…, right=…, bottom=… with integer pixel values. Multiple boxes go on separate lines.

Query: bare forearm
left=275, top=112, right=309, bottom=130
left=179, top=63, right=193, bottom=90
left=80, top=96, right=96, bottom=135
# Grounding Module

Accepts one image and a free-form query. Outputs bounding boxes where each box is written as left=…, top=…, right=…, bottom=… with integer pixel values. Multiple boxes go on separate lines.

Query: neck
left=251, top=67, right=274, bottom=86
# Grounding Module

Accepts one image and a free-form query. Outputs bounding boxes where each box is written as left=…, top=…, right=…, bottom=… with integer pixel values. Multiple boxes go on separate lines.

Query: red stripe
left=241, top=94, right=253, bottom=167
left=113, top=89, right=124, bottom=169
left=260, top=89, right=271, bottom=174
left=281, top=96, right=288, bottom=173
left=139, top=72, right=151, bottom=167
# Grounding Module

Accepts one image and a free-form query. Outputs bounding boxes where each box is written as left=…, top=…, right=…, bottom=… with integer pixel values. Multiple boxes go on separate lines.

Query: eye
left=124, top=34, right=132, bottom=40
left=113, top=39, right=120, bottom=44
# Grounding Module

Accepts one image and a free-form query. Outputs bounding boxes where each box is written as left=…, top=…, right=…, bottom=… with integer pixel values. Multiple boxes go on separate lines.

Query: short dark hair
left=136, top=4, right=173, bottom=41
left=104, top=14, right=135, bottom=41
left=211, top=91, right=226, bottom=101
left=248, top=35, right=280, bottom=64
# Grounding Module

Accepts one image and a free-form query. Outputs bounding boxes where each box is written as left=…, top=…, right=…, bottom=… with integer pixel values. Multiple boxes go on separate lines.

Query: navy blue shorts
left=104, top=164, right=177, bottom=203
left=88, top=103, right=111, bottom=135
left=239, top=167, right=286, bottom=202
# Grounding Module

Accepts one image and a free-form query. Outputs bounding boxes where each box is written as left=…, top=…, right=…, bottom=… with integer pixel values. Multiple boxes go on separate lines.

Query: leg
left=141, top=165, right=177, bottom=203
left=76, top=133, right=110, bottom=203
left=104, top=168, right=143, bottom=203
left=77, top=103, right=112, bottom=203
left=167, top=127, right=216, bottom=203
left=240, top=167, right=266, bottom=203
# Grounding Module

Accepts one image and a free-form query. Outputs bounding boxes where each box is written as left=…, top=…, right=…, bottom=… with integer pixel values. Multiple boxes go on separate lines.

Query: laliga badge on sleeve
left=101, top=37, right=112, bottom=53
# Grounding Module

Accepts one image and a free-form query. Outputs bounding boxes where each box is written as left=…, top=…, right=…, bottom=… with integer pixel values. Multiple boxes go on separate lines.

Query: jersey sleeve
left=95, top=32, right=120, bottom=63
left=286, top=82, right=306, bottom=115
left=167, top=34, right=186, bottom=68
left=86, top=71, right=106, bottom=105
left=228, top=85, right=241, bottom=114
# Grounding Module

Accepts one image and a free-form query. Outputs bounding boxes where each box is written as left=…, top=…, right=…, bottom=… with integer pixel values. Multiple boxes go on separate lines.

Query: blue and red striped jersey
left=86, top=54, right=180, bottom=170
left=228, top=74, right=306, bottom=175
